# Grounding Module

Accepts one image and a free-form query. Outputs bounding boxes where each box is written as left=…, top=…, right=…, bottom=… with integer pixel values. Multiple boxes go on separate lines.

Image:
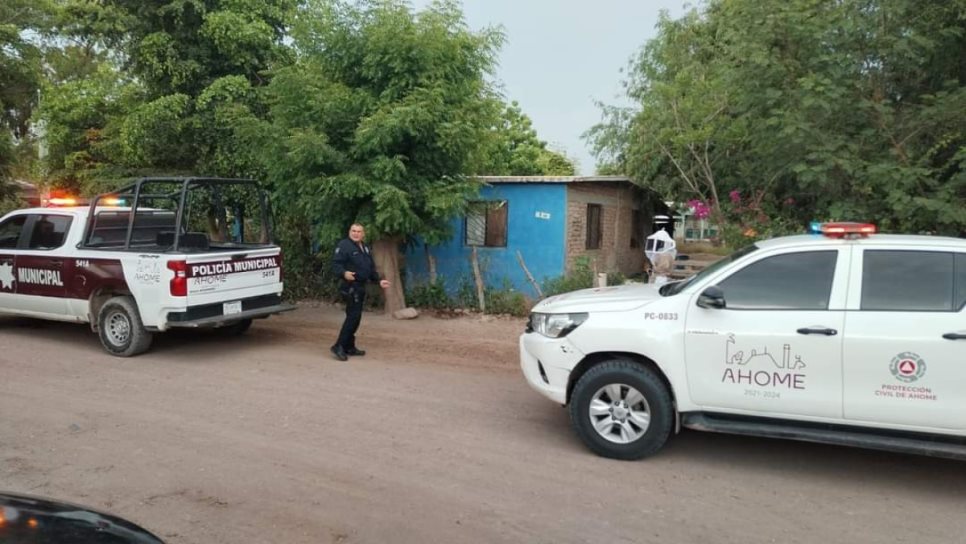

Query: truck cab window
left=27, top=215, right=73, bottom=250
left=0, top=215, right=27, bottom=249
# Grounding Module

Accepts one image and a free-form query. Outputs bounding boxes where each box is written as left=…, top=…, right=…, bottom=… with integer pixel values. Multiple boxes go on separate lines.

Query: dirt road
left=1, top=305, right=964, bottom=543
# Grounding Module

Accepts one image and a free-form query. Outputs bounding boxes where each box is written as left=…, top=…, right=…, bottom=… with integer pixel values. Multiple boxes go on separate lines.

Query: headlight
left=528, top=312, right=588, bottom=338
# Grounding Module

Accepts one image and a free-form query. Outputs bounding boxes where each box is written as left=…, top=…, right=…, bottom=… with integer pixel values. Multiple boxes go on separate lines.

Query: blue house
left=404, top=176, right=665, bottom=299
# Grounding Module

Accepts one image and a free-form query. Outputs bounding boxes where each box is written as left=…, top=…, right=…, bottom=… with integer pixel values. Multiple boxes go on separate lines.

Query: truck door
left=843, top=248, right=966, bottom=432
left=15, top=214, right=73, bottom=315
left=0, top=214, right=29, bottom=311
left=684, top=247, right=851, bottom=419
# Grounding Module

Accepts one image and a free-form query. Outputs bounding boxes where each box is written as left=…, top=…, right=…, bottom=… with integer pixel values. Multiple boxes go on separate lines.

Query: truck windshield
left=659, top=244, right=759, bottom=297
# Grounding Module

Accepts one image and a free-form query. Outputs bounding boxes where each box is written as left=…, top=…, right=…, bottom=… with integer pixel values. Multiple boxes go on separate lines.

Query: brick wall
left=565, top=183, right=647, bottom=278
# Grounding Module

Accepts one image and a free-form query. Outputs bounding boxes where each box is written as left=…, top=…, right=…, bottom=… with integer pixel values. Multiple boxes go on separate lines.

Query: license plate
left=223, top=301, right=242, bottom=315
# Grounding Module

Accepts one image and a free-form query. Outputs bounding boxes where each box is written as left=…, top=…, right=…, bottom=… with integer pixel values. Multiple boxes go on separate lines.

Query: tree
left=0, top=0, right=52, bottom=196
left=35, top=48, right=140, bottom=193
left=480, top=100, right=576, bottom=176
left=588, top=0, right=966, bottom=238
left=43, top=0, right=296, bottom=190
left=259, top=0, right=505, bottom=314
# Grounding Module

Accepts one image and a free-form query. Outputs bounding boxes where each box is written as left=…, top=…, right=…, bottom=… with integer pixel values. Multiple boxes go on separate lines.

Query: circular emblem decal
left=890, top=352, right=926, bottom=383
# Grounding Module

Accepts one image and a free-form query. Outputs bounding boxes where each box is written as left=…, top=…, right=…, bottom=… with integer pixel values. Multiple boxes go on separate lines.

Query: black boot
left=330, top=345, right=348, bottom=361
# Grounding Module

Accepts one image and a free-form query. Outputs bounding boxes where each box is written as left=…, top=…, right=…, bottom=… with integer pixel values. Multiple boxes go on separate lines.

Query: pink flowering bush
left=689, top=189, right=798, bottom=248
left=686, top=199, right=712, bottom=219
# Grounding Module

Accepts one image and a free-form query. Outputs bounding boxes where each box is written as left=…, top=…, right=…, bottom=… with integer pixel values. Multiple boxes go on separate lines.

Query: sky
left=409, top=0, right=691, bottom=174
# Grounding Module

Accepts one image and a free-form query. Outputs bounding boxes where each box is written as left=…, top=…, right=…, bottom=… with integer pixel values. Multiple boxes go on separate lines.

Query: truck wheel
left=98, top=296, right=153, bottom=357
left=569, top=359, right=673, bottom=460
left=218, top=319, right=252, bottom=336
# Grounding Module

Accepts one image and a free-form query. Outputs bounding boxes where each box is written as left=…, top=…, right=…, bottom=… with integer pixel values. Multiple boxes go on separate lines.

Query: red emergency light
left=820, top=222, right=877, bottom=238
left=43, top=189, right=83, bottom=207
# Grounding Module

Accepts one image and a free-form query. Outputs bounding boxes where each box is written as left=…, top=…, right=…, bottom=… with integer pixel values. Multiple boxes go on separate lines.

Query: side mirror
left=697, top=286, right=726, bottom=309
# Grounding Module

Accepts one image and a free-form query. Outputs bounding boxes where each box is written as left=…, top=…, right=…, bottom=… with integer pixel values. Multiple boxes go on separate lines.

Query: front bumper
left=519, top=332, right=586, bottom=405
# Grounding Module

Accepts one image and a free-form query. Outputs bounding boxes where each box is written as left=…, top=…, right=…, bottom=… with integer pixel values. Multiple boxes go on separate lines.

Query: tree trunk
left=372, top=237, right=406, bottom=316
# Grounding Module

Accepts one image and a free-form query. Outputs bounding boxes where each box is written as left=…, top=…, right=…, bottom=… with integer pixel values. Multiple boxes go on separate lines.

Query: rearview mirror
left=697, top=286, right=726, bottom=309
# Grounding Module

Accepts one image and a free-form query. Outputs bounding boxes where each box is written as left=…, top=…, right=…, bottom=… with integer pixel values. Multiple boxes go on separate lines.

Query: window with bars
left=465, top=200, right=508, bottom=247
left=586, top=204, right=602, bottom=250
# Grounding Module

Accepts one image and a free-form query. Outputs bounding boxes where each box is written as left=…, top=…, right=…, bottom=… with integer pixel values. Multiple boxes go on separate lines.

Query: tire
left=97, top=296, right=153, bottom=357
left=569, top=359, right=674, bottom=460
left=217, top=318, right=252, bottom=336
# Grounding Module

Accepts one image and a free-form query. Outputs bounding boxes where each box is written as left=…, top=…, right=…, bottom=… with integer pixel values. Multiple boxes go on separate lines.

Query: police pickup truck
left=521, top=222, right=966, bottom=460
left=0, top=177, right=294, bottom=356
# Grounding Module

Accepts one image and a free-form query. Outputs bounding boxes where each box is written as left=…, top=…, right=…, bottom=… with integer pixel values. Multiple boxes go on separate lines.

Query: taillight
left=168, top=260, right=187, bottom=297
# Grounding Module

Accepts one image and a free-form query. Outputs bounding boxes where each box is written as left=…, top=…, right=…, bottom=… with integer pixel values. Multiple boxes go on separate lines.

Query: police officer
left=331, top=223, right=390, bottom=361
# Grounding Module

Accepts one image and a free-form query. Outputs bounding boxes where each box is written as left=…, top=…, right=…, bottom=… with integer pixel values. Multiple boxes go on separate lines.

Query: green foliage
left=406, top=281, right=453, bottom=310
left=254, top=0, right=510, bottom=303
left=479, top=100, right=576, bottom=176
left=455, top=277, right=478, bottom=309
left=0, top=132, right=14, bottom=195
left=0, top=194, right=24, bottom=216
left=589, top=0, right=966, bottom=236
left=260, top=0, right=504, bottom=246
left=406, top=276, right=529, bottom=316
left=0, top=0, right=50, bottom=140
left=268, top=210, right=334, bottom=301
left=543, top=256, right=595, bottom=296
left=713, top=190, right=802, bottom=248
left=606, top=271, right=626, bottom=286
left=41, top=0, right=296, bottom=192
left=485, top=282, right=529, bottom=316
left=0, top=0, right=53, bottom=188
left=35, top=57, right=142, bottom=192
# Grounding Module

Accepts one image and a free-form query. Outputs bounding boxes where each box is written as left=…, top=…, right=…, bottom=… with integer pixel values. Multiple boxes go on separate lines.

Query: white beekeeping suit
left=645, top=230, right=677, bottom=285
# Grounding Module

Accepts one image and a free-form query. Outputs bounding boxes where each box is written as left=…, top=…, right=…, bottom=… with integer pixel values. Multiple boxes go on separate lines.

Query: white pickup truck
left=521, top=222, right=966, bottom=461
left=0, top=177, right=295, bottom=356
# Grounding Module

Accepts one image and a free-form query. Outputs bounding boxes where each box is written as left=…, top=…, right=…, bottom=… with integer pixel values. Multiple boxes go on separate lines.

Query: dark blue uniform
left=331, top=237, right=381, bottom=356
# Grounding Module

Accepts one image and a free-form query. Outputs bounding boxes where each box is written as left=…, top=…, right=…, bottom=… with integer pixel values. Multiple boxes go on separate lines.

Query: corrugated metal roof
left=475, top=175, right=633, bottom=184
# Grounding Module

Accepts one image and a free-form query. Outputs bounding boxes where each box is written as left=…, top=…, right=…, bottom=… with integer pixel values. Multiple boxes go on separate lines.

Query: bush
left=0, top=196, right=23, bottom=216
left=486, top=289, right=529, bottom=316
left=606, top=271, right=626, bottom=286
left=688, top=189, right=802, bottom=251
left=407, top=281, right=453, bottom=309
left=274, top=214, right=339, bottom=301
left=543, top=256, right=595, bottom=296
left=484, top=279, right=531, bottom=316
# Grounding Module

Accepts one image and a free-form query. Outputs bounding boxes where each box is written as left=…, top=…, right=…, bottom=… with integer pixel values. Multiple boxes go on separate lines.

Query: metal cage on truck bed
left=81, top=177, right=275, bottom=253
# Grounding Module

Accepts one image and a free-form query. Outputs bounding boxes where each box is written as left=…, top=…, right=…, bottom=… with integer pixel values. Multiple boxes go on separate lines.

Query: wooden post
left=516, top=250, right=543, bottom=298
left=425, top=244, right=437, bottom=284
left=471, top=246, right=485, bottom=313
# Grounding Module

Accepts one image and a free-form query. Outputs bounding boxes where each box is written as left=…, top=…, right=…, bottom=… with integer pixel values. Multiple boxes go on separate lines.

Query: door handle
left=942, top=332, right=966, bottom=340
left=796, top=327, right=838, bottom=336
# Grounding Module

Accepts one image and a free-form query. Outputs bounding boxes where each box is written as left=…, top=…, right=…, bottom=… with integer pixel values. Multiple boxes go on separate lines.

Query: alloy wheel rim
left=588, top=383, right=651, bottom=444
